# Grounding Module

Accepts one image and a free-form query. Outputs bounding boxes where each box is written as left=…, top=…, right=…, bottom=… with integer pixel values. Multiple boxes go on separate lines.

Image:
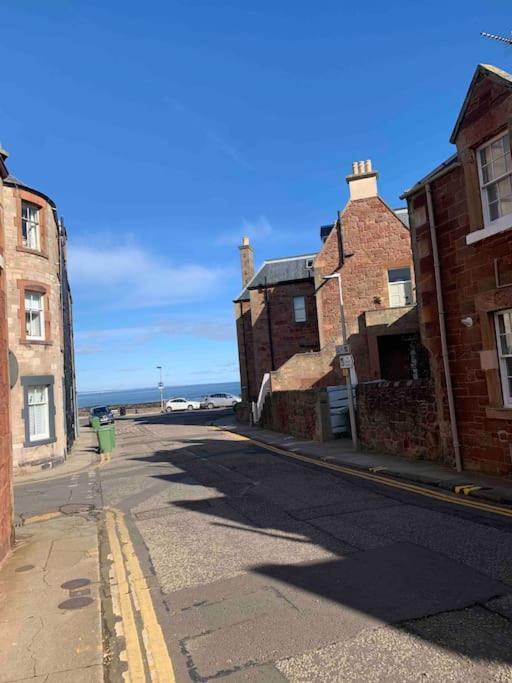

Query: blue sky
left=0, top=0, right=510, bottom=391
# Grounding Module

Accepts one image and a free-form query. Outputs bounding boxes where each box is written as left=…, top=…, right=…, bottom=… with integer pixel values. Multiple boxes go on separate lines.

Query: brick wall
left=357, top=379, right=440, bottom=460
left=235, top=300, right=257, bottom=402
left=259, top=389, right=325, bottom=441
left=0, top=180, right=13, bottom=564
left=315, top=196, right=414, bottom=382
left=407, top=68, right=512, bottom=475
left=250, top=281, right=320, bottom=395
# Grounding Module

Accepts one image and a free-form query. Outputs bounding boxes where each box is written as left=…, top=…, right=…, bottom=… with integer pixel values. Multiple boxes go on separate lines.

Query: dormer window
left=478, top=133, right=512, bottom=230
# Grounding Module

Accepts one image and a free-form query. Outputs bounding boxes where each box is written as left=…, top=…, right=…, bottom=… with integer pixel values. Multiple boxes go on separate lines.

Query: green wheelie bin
left=97, top=425, right=113, bottom=453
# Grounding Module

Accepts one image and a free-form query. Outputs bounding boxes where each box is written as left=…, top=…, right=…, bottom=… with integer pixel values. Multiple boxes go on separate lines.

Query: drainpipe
left=425, top=183, right=463, bottom=472
left=263, top=278, right=276, bottom=371
left=239, top=301, right=252, bottom=401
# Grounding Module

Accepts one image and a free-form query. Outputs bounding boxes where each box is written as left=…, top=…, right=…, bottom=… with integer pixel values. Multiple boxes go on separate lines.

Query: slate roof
left=393, top=207, right=410, bottom=229
left=400, top=154, right=459, bottom=199
left=247, top=253, right=316, bottom=289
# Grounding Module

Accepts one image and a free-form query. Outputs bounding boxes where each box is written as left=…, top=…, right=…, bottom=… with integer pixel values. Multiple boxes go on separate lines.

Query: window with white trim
left=25, top=291, right=44, bottom=340
left=27, top=385, right=50, bottom=441
left=21, top=201, right=41, bottom=251
left=495, top=309, right=512, bottom=407
left=478, top=133, right=512, bottom=232
left=293, top=295, right=307, bottom=322
left=387, top=267, right=413, bottom=307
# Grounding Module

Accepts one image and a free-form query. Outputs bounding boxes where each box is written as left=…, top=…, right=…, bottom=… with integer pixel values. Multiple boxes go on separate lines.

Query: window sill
left=466, top=221, right=512, bottom=245
left=16, top=245, right=49, bottom=259
left=485, top=406, right=512, bottom=420
left=23, top=436, right=56, bottom=448
left=20, top=339, right=52, bottom=347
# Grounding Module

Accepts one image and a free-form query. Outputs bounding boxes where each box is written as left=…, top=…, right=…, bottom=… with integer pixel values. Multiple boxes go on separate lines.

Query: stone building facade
left=0, top=147, right=13, bottom=563
left=2, top=174, right=74, bottom=470
left=404, top=64, right=512, bottom=475
left=234, top=241, right=320, bottom=403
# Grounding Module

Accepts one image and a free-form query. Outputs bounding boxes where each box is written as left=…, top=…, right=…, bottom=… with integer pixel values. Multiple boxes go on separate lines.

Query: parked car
left=89, top=406, right=114, bottom=426
left=201, top=393, right=242, bottom=409
left=165, top=397, right=201, bottom=412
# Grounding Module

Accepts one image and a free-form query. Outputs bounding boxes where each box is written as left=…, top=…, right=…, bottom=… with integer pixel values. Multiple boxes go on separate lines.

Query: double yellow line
left=105, top=507, right=175, bottom=682
left=219, top=429, right=512, bottom=519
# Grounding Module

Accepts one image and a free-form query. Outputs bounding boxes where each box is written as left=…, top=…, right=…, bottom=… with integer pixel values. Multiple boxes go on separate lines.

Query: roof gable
left=450, top=64, right=512, bottom=143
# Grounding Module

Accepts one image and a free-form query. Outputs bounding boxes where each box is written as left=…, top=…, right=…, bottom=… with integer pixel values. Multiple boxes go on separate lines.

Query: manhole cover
left=58, top=597, right=94, bottom=610
left=59, top=504, right=93, bottom=515
left=15, top=564, right=35, bottom=573
left=61, top=578, right=91, bottom=590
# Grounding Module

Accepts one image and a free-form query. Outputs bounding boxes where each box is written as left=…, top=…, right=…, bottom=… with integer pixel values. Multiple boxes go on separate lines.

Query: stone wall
left=407, top=70, right=512, bottom=475
left=357, top=379, right=440, bottom=460
left=259, top=389, right=327, bottom=441
left=0, top=178, right=13, bottom=564
left=3, top=183, right=67, bottom=469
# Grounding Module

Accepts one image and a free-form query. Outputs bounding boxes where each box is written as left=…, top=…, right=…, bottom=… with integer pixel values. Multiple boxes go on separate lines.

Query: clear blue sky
left=0, top=1, right=509, bottom=391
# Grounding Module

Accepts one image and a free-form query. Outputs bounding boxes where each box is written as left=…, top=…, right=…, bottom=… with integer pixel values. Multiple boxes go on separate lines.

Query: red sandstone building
left=404, top=64, right=512, bottom=475
left=0, top=147, right=13, bottom=564
left=234, top=161, right=421, bottom=434
left=234, top=240, right=320, bottom=404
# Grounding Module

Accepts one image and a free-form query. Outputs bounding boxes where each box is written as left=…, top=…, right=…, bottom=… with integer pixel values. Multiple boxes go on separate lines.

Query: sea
left=77, top=381, right=241, bottom=409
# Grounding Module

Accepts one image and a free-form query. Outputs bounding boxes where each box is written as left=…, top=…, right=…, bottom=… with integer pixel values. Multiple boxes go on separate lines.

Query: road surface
left=15, top=409, right=512, bottom=681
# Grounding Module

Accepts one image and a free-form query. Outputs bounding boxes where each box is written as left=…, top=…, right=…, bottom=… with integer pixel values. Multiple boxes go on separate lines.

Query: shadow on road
left=127, top=435, right=512, bottom=666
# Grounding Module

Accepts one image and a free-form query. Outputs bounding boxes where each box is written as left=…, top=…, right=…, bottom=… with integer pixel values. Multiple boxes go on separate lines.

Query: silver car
left=201, top=393, right=241, bottom=409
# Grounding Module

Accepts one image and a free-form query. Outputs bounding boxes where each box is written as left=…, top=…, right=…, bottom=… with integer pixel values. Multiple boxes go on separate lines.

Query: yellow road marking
left=105, top=510, right=146, bottom=682
left=23, top=510, right=63, bottom=525
left=369, top=466, right=388, bottom=473
left=108, top=508, right=176, bottom=683
left=219, top=429, right=512, bottom=519
left=454, top=484, right=482, bottom=495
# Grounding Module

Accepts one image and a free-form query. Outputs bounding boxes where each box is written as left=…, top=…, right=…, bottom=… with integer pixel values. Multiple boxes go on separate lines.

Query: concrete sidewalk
left=214, top=416, right=512, bottom=507
left=0, top=513, right=103, bottom=682
left=14, top=429, right=99, bottom=485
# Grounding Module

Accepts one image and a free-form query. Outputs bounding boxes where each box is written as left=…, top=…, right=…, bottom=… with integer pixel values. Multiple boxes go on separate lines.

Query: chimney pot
left=352, top=162, right=358, bottom=175
left=366, top=159, right=372, bottom=173
left=358, top=160, right=365, bottom=174
left=346, top=158, right=378, bottom=200
left=242, top=235, right=250, bottom=246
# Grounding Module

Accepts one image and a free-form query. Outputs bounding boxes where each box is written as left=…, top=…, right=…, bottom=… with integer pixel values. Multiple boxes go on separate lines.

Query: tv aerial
left=481, top=31, right=512, bottom=46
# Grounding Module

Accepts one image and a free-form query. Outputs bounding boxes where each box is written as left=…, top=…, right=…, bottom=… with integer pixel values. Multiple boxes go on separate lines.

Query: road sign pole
left=334, top=274, right=358, bottom=450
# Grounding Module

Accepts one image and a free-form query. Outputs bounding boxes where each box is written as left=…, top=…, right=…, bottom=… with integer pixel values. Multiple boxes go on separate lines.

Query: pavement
left=212, top=414, right=512, bottom=507
left=4, top=408, right=512, bottom=682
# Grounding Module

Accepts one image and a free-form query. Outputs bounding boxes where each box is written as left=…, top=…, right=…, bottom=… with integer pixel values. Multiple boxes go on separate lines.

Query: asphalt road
left=15, top=410, right=512, bottom=681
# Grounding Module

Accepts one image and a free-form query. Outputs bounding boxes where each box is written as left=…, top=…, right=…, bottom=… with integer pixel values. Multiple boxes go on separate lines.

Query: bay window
left=21, top=201, right=41, bottom=251
left=22, top=376, right=56, bottom=446
left=25, top=291, right=44, bottom=340
left=495, top=309, right=512, bottom=407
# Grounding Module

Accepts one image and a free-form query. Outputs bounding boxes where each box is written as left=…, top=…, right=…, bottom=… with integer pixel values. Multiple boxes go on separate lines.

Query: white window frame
left=293, top=295, right=307, bottom=323
left=27, top=385, right=50, bottom=442
left=387, top=267, right=414, bottom=308
left=495, top=309, right=512, bottom=407
left=21, top=201, right=41, bottom=251
left=25, top=290, right=45, bottom=341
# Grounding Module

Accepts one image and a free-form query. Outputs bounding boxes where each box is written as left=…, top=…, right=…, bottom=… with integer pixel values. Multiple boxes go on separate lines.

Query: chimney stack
left=239, top=235, right=254, bottom=286
left=346, top=159, right=378, bottom=200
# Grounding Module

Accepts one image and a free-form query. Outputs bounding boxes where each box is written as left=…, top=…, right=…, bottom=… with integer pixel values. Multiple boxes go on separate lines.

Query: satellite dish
left=8, top=350, right=18, bottom=389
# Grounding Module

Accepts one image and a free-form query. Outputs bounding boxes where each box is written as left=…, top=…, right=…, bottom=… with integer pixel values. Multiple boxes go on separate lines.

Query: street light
left=156, top=365, right=164, bottom=413
left=323, top=273, right=358, bottom=449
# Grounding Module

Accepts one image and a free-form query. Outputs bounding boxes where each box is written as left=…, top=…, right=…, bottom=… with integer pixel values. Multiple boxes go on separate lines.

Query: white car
left=165, top=397, right=201, bottom=412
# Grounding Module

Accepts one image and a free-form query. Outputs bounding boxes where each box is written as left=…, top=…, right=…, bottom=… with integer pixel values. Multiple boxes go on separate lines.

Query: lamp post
left=323, top=273, right=358, bottom=449
left=157, top=365, right=164, bottom=413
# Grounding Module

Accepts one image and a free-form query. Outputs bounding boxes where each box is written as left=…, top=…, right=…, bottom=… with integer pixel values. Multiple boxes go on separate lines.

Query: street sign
left=339, top=354, right=354, bottom=369
left=336, top=344, right=351, bottom=355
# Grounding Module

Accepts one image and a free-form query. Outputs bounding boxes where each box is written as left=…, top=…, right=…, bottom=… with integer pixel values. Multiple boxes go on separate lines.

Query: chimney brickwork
left=239, top=236, right=254, bottom=286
